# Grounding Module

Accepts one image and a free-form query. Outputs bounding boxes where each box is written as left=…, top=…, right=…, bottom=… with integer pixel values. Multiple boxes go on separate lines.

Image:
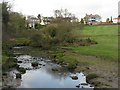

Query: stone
left=70, top=76, right=78, bottom=80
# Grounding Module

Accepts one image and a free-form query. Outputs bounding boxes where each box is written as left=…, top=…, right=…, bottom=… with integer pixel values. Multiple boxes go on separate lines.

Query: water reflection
left=13, top=46, right=93, bottom=88
left=18, top=70, right=83, bottom=88
left=16, top=54, right=81, bottom=88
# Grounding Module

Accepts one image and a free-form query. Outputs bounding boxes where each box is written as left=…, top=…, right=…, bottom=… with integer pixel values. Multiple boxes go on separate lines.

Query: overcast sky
left=1, top=0, right=120, bottom=21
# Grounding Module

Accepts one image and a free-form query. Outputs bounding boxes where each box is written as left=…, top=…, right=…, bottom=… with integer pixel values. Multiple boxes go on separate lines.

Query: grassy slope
left=62, top=25, right=118, bottom=60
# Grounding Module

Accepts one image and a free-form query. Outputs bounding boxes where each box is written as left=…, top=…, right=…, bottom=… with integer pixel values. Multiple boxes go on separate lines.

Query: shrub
left=56, top=23, right=73, bottom=42
left=29, top=22, right=83, bottom=49
left=30, top=34, right=42, bottom=47
left=35, top=23, right=44, bottom=29
left=31, top=62, right=39, bottom=67
left=43, top=24, right=57, bottom=38
left=30, top=33, right=51, bottom=49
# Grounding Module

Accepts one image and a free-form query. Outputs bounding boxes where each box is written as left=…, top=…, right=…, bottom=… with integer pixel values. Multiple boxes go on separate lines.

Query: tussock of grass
left=86, top=73, right=98, bottom=82
left=31, top=62, right=39, bottom=67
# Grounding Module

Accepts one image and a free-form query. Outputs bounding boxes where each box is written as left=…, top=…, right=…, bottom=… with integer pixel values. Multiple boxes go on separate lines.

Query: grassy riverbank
left=49, top=25, right=118, bottom=66
left=62, top=25, right=118, bottom=60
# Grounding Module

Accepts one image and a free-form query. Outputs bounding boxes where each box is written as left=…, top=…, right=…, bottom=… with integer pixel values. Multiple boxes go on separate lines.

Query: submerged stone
left=70, top=76, right=78, bottom=80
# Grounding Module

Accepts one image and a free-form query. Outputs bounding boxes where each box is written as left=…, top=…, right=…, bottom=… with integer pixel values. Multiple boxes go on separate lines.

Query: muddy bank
left=63, top=49, right=118, bottom=88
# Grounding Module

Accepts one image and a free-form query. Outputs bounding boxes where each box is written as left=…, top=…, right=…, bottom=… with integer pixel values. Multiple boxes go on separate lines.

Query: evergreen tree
left=80, top=18, right=84, bottom=24
left=110, top=16, right=113, bottom=23
left=37, top=14, right=41, bottom=23
left=106, top=18, right=110, bottom=23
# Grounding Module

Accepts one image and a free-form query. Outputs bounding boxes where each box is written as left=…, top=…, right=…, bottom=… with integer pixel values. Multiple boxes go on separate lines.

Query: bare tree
left=54, top=9, right=75, bottom=18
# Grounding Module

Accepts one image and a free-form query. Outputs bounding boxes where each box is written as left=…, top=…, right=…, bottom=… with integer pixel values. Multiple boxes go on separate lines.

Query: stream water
left=8, top=46, right=94, bottom=88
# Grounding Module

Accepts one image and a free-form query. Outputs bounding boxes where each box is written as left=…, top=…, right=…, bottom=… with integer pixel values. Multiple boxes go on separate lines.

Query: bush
left=35, top=23, right=44, bottom=29
left=29, top=22, right=83, bottom=49
left=56, top=22, right=74, bottom=42
left=86, top=73, right=98, bottom=82
left=30, top=34, right=42, bottom=47
left=42, top=23, right=77, bottom=44
left=43, top=24, right=57, bottom=38
left=31, top=62, right=39, bottom=67
left=30, top=33, right=51, bottom=49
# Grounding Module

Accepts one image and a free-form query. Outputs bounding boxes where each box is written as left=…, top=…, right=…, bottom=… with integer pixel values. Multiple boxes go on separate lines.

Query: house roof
left=43, top=17, right=53, bottom=19
left=114, top=18, right=120, bottom=20
left=85, top=14, right=100, bottom=17
left=86, top=14, right=95, bottom=16
left=84, top=14, right=101, bottom=19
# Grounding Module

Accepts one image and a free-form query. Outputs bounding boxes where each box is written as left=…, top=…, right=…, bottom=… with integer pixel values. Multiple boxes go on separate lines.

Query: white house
left=26, top=16, right=40, bottom=28
left=84, top=14, right=101, bottom=25
left=42, top=17, right=54, bottom=25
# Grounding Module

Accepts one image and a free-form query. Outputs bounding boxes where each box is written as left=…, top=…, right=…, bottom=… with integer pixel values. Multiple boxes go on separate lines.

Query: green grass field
left=62, top=25, right=118, bottom=60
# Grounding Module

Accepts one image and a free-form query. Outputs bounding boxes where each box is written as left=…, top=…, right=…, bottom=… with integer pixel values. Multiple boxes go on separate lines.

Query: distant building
left=113, top=18, right=120, bottom=23
left=84, top=14, right=101, bottom=25
left=26, top=15, right=79, bottom=29
left=43, top=17, right=54, bottom=25
left=26, top=16, right=40, bottom=28
left=26, top=16, right=54, bottom=29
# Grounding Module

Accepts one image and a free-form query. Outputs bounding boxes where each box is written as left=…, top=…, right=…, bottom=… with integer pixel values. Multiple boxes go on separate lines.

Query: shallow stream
left=8, top=46, right=93, bottom=88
